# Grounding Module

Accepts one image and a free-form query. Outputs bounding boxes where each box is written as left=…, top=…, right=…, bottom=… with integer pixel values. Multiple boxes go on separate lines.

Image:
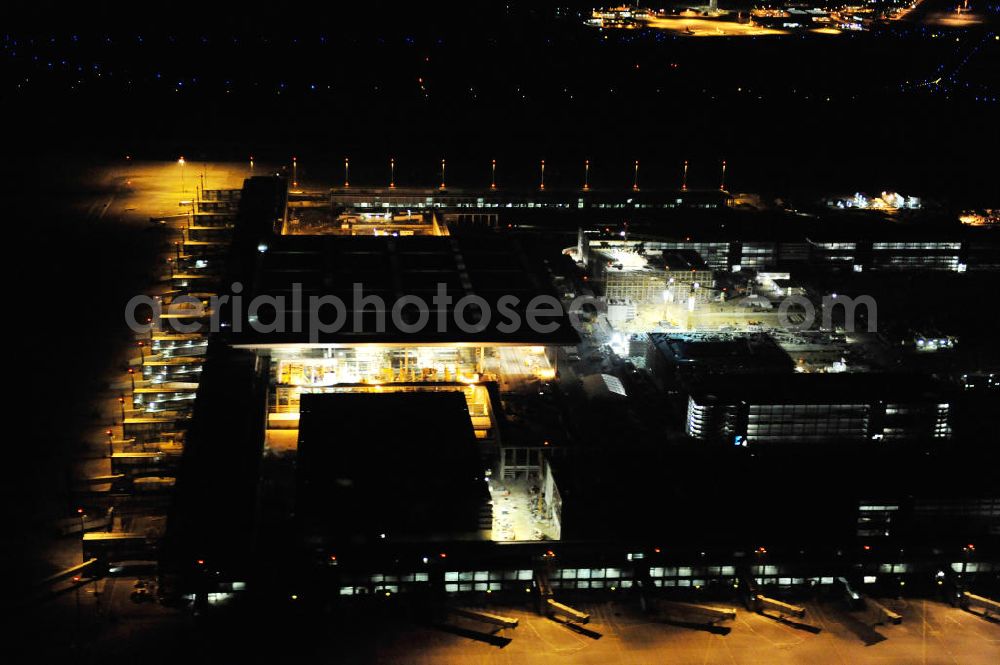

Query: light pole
left=178, top=156, right=186, bottom=192
left=106, top=429, right=114, bottom=458
left=138, top=341, right=146, bottom=363
left=128, top=368, right=135, bottom=392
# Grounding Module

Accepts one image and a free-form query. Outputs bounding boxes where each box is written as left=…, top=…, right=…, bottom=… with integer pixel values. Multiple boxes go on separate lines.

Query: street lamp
left=178, top=156, right=186, bottom=192
left=128, top=368, right=136, bottom=392
left=106, top=429, right=114, bottom=458
left=138, top=341, right=146, bottom=362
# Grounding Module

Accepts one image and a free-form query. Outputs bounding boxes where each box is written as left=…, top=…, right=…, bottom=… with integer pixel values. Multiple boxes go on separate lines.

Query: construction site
left=24, top=163, right=999, bottom=663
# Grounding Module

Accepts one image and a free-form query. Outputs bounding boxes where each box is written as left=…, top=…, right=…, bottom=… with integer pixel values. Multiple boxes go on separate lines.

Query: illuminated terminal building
left=160, top=177, right=998, bottom=603
left=165, top=176, right=581, bottom=592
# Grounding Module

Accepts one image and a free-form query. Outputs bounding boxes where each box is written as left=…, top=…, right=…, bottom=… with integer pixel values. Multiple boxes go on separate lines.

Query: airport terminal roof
left=163, top=346, right=268, bottom=580
left=296, top=391, right=490, bottom=544
left=222, top=177, right=579, bottom=346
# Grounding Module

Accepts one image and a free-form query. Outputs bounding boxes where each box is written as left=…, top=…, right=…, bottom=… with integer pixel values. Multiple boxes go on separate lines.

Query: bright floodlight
left=178, top=157, right=186, bottom=165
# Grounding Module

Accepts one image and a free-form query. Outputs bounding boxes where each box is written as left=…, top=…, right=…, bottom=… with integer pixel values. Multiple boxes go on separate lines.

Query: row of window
left=873, top=242, right=961, bottom=250
left=650, top=565, right=736, bottom=578
left=551, top=568, right=628, bottom=580
left=348, top=201, right=706, bottom=210
left=341, top=566, right=996, bottom=597
left=445, top=570, right=534, bottom=582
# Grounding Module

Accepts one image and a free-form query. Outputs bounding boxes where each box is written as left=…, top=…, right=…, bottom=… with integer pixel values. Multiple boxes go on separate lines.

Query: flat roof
left=162, top=346, right=268, bottom=579
left=649, top=333, right=794, bottom=372
left=688, top=372, right=953, bottom=405
left=222, top=177, right=579, bottom=346
left=660, top=249, right=709, bottom=271
left=296, top=391, right=490, bottom=544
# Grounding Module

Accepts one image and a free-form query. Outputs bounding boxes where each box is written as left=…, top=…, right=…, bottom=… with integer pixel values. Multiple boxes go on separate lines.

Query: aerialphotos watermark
left=125, top=282, right=878, bottom=340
